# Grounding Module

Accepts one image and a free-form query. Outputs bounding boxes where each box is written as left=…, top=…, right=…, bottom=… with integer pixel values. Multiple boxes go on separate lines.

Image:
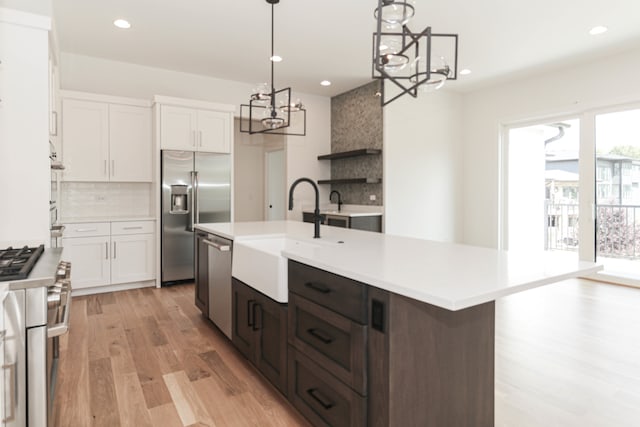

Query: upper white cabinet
left=61, top=92, right=152, bottom=182
left=109, top=104, right=152, bottom=181
left=156, top=96, right=233, bottom=153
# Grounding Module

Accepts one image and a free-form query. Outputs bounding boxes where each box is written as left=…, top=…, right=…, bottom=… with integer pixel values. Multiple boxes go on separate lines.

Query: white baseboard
left=71, top=280, right=156, bottom=296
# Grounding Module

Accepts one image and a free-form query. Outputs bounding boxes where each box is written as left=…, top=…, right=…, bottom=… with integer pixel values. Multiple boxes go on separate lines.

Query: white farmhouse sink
left=232, top=237, right=321, bottom=303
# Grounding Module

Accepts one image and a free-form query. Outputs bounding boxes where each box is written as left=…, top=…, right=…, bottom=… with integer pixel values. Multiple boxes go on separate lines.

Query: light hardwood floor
left=54, top=279, right=640, bottom=426
left=53, top=284, right=310, bottom=427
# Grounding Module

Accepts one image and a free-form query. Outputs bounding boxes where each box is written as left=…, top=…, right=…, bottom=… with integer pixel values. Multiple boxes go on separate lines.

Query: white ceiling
left=52, top=0, right=640, bottom=98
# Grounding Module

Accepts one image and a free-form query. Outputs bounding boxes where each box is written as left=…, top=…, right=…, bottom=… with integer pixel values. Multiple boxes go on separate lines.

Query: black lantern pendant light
left=240, top=0, right=306, bottom=135
left=372, top=0, right=459, bottom=106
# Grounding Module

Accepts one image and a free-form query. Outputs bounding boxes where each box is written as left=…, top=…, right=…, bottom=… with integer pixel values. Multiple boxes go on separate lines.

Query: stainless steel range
left=0, top=245, right=71, bottom=427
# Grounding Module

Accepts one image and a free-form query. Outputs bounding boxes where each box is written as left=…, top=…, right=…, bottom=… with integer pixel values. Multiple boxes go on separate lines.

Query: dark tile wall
left=329, top=81, right=383, bottom=205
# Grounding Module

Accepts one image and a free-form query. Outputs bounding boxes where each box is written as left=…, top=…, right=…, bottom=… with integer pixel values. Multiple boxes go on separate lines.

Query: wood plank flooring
left=53, top=284, right=310, bottom=427
left=54, top=279, right=640, bottom=426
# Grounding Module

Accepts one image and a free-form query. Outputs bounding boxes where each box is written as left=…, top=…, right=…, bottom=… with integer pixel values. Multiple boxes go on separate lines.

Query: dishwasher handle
left=203, top=238, right=231, bottom=252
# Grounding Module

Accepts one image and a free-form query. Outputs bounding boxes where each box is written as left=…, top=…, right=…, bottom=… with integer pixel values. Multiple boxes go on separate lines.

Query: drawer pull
left=304, top=282, right=331, bottom=294
left=122, top=226, right=143, bottom=230
left=306, top=388, right=335, bottom=410
left=306, top=328, right=334, bottom=344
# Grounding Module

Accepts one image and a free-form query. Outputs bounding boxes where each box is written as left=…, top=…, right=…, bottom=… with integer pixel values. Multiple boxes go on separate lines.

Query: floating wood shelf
left=317, top=149, right=382, bottom=160
left=317, top=178, right=382, bottom=185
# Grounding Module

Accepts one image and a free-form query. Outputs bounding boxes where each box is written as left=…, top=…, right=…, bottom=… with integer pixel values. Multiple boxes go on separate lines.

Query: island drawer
left=288, top=260, right=367, bottom=324
left=288, top=293, right=367, bottom=395
left=288, top=347, right=366, bottom=427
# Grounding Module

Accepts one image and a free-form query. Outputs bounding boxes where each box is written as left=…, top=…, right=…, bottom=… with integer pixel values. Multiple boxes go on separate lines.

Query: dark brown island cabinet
left=231, top=278, right=288, bottom=395
left=231, top=261, right=495, bottom=427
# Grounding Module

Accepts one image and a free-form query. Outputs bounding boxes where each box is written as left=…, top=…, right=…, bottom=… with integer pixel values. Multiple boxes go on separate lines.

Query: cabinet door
left=255, top=294, right=288, bottom=395
left=197, top=110, right=231, bottom=153
left=62, top=99, right=109, bottom=181
left=61, top=236, right=110, bottom=288
left=110, top=233, right=155, bottom=285
left=231, top=279, right=257, bottom=361
left=109, top=104, right=152, bottom=182
left=160, top=105, right=198, bottom=151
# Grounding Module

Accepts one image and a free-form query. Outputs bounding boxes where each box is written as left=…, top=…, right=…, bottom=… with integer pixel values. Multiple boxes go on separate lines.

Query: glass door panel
left=595, top=109, right=640, bottom=279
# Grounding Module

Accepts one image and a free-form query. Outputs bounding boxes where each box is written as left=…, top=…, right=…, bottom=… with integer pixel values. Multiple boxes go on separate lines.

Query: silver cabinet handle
left=105, top=242, right=108, bottom=259
left=122, top=226, right=143, bottom=230
left=203, top=239, right=230, bottom=252
left=112, top=159, right=115, bottom=177
left=48, top=289, right=72, bottom=338
left=2, top=361, right=16, bottom=422
left=199, top=130, right=203, bottom=147
left=113, top=242, right=117, bottom=259
left=75, top=228, right=97, bottom=232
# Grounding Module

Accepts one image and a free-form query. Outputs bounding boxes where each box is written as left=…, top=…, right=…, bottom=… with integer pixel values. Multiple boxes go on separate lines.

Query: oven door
left=46, top=284, right=71, bottom=427
left=2, top=290, right=26, bottom=427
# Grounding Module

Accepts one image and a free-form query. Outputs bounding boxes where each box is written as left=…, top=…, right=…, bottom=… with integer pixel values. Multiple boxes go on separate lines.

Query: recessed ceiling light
left=270, top=55, right=283, bottom=62
left=113, top=19, right=131, bottom=29
left=320, top=80, right=331, bottom=87
left=459, top=68, right=472, bottom=76
left=589, top=25, right=608, bottom=35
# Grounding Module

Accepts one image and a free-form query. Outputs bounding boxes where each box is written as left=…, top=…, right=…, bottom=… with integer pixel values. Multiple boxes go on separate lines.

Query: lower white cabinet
left=62, top=220, right=155, bottom=290
left=110, top=234, right=154, bottom=285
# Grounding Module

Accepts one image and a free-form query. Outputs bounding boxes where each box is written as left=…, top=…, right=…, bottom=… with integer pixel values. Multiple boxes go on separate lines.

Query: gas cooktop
left=0, top=244, right=45, bottom=282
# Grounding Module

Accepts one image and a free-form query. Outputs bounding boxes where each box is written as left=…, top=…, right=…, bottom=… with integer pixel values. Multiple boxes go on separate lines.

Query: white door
left=61, top=99, right=109, bottom=181
left=198, top=110, right=231, bottom=153
left=160, top=105, right=198, bottom=151
left=111, top=234, right=155, bottom=284
left=266, top=149, right=286, bottom=221
left=109, top=104, right=152, bottom=182
left=62, top=236, right=110, bottom=288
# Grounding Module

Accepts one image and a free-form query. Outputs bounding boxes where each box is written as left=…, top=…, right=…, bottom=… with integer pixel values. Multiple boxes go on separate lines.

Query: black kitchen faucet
left=329, top=190, right=343, bottom=212
left=289, top=177, right=323, bottom=238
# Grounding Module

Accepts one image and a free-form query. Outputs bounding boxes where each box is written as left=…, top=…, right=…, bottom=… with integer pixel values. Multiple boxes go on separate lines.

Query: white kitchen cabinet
left=61, top=235, right=111, bottom=289
left=109, top=104, right=152, bottom=181
left=61, top=99, right=109, bottom=181
left=111, top=233, right=155, bottom=284
left=61, top=93, right=152, bottom=182
left=62, top=220, right=155, bottom=291
left=159, top=103, right=232, bottom=153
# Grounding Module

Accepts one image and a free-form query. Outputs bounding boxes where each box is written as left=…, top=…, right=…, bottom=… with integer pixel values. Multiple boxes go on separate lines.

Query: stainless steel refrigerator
left=161, top=150, right=231, bottom=284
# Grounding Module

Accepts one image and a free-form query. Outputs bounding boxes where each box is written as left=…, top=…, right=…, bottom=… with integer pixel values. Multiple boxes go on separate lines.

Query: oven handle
left=48, top=290, right=72, bottom=338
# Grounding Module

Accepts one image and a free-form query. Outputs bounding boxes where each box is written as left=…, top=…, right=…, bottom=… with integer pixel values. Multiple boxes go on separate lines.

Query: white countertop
left=195, top=221, right=602, bottom=311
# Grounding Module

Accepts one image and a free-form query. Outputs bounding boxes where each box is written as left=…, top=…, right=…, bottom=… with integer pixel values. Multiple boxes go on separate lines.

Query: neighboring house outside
left=544, top=154, right=640, bottom=258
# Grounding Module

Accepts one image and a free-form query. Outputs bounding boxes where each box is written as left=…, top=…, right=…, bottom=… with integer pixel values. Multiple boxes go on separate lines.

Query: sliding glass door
left=595, top=108, right=640, bottom=280
left=504, top=105, right=640, bottom=286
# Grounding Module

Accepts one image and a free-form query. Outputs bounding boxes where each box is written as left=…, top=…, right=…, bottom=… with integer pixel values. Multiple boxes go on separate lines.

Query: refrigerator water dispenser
left=170, top=185, right=188, bottom=214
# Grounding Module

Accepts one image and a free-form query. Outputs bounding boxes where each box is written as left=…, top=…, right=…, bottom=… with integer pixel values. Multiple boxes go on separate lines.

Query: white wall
left=462, top=46, right=640, bottom=248
left=234, top=119, right=266, bottom=222
left=0, top=10, right=51, bottom=246
left=384, top=90, right=463, bottom=242
left=60, top=53, right=331, bottom=219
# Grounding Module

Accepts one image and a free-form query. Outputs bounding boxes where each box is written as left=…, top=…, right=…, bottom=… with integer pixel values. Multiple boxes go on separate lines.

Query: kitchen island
left=195, top=220, right=601, bottom=427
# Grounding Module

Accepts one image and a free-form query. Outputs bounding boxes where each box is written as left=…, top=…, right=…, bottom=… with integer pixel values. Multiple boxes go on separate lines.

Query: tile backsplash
left=60, top=182, right=153, bottom=219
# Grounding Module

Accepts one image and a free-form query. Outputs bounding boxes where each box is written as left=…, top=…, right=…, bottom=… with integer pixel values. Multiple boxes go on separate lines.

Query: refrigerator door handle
left=189, top=171, right=196, bottom=232
left=194, top=170, right=200, bottom=224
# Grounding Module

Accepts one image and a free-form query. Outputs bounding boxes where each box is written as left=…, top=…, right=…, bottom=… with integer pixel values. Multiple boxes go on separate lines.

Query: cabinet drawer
left=289, top=293, right=366, bottom=395
left=63, top=222, right=110, bottom=237
left=111, top=220, right=154, bottom=235
left=288, top=260, right=367, bottom=324
left=288, top=347, right=366, bottom=427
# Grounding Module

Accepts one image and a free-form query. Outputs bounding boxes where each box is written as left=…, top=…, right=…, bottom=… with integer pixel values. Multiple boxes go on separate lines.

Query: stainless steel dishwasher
left=195, top=231, right=233, bottom=339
